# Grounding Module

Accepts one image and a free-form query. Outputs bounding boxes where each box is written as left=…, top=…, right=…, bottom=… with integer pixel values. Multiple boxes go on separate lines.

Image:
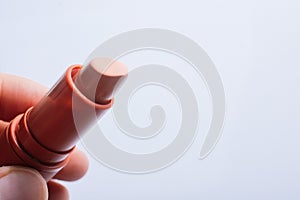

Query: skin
left=0, top=73, right=89, bottom=200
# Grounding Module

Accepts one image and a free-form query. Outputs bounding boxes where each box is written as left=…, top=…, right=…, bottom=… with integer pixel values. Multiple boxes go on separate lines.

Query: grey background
left=1, top=0, right=299, bottom=199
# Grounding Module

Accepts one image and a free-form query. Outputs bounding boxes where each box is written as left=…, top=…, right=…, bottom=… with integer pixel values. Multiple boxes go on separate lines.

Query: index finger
left=0, top=73, right=47, bottom=121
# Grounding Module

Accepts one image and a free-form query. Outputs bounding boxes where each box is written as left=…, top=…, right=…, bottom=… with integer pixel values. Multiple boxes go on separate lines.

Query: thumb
left=0, top=166, right=48, bottom=200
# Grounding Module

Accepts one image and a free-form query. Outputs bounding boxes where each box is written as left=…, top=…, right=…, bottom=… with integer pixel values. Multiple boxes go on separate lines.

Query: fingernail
left=0, top=166, right=48, bottom=200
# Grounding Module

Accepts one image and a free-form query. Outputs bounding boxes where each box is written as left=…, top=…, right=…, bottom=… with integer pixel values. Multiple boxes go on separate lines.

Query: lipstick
left=0, top=58, right=128, bottom=181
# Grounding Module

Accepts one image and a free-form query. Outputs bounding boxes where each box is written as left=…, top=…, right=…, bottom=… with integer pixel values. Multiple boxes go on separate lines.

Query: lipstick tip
left=89, top=57, right=128, bottom=78
left=75, top=57, right=128, bottom=104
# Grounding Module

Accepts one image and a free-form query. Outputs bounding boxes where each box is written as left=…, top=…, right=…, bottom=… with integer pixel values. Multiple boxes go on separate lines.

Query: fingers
left=54, top=148, right=89, bottom=181
left=0, top=74, right=89, bottom=199
left=0, top=166, right=48, bottom=200
left=0, top=73, right=47, bottom=121
left=0, top=124, right=89, bottom=182
left=0, top=166, right=70, bottom=200
left=48, top=181, right=69, bottom=200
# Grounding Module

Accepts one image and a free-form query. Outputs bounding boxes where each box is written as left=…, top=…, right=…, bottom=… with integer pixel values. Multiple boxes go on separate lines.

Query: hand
left=0, top=73, right=89, bottom=200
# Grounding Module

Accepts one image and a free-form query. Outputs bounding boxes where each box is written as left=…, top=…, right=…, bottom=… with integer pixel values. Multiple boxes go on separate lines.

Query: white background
left=1, top=0, right=300, bottom=199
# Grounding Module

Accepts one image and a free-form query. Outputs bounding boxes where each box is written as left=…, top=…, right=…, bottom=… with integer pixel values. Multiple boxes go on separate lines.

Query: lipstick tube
left=0, top=58, right=127, bottom=181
